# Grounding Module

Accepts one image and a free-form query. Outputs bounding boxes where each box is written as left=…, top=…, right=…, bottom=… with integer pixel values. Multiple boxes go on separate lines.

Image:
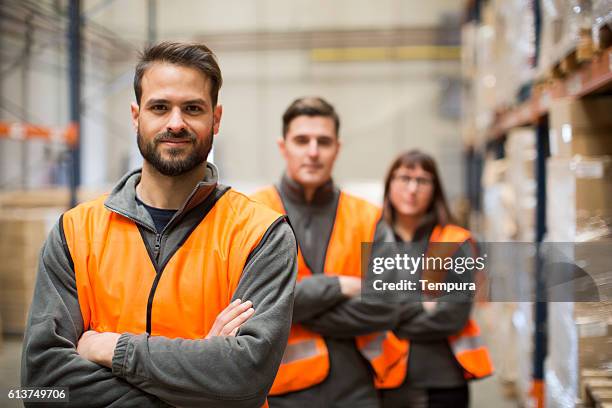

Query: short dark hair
left=282, top=97, right=340, bottom=138
left=134, top=41, right=223, bottom=107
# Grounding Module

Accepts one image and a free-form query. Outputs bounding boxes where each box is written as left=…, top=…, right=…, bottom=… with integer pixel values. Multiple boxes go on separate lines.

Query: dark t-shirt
left=136, top=197, right=177, bottom=233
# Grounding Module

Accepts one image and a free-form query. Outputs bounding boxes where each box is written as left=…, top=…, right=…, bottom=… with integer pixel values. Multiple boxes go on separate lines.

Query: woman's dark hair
left=382, top=149, right=454, bottom=227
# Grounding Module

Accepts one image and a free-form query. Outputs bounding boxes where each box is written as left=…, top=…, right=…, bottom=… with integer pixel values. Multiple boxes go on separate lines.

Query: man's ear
left=130, top=102, right=140, bottom=132
left=213, top=104, right=223, bottom=135
left=334, top=137, right=342, bottom=157
left=277, top=136, right=288, bottom=160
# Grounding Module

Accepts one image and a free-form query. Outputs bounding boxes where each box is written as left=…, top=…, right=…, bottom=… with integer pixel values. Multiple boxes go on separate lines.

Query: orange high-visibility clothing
left=252, top=186, right=407, bottom=395
left=375, top=224, right=494, bottom=389
left=63, top=190, right=283, bottom=407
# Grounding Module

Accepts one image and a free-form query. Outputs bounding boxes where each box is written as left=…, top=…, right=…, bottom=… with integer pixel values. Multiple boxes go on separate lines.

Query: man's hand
left=206, top=299, right=255, bottom=339
left=338, top=276, right=361, bottom=298
left=77, top=330, right=121, bottom=368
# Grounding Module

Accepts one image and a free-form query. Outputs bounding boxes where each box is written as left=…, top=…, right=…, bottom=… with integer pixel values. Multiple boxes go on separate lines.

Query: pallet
left=547, top=28, right=598, bottom=80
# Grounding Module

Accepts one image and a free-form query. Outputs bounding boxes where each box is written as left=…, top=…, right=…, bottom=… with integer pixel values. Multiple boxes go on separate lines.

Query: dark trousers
left=380, top=385, right=469, bottom=408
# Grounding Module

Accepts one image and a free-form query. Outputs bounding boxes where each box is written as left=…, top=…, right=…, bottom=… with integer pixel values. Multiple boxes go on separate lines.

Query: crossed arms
left=21, top=220, right=297, bottom=408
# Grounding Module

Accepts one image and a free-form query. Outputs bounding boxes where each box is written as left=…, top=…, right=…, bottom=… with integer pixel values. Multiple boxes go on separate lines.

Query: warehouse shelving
left=462, top=1, right=612, bottom=406
left=488, top=46, right=612, bottom=140
left=0, top=121, right=78, bottom=146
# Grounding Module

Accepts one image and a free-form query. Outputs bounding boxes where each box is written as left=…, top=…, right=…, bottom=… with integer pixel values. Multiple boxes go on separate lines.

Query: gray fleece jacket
left=21, top=163, right=298, bottom=408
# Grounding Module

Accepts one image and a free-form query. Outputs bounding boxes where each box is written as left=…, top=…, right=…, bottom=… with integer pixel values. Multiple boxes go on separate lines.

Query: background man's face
left=278, top=115, right=340, bottom=189
left=131, top=62, right=222, bottom=176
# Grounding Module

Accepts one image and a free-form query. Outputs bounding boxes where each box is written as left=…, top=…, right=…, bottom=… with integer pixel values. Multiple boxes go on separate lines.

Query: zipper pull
left=154, top=234, right=162, bottom=262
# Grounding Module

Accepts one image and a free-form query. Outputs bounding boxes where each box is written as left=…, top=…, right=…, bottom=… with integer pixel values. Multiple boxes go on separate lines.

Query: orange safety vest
left=251, top=186, right=408, bottom=395
left=62, top=189, right=283, bottom=408
left=375, top=224, right=494, bottom=389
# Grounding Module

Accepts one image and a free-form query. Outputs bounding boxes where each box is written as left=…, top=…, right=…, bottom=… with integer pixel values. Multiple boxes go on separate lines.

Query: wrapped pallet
left=547, top=301, right=612, bottom=408
left=545, top=98, right=612, bottom=407
left=481, top=146, right=537, bottom=404
left=473, top=3, right=498, bottom=146
left=505, top=127, right=537, bottom=242
left=539, top=0, right=594, bottom=76
left=549, top=97, right=612, bottom=240
left=492, top=0, right=538, bottom=107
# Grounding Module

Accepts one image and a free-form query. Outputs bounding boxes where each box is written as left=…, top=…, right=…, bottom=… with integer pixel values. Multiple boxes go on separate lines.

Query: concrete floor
left=1, top=335, right=518, bottom=407
left=1, top=336, right=25, bottom=408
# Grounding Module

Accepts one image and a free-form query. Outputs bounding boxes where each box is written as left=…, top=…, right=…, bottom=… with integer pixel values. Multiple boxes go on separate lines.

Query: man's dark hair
left=134, top=41, right=223, bottom=107
left=282, top=97, right=340, bottom=138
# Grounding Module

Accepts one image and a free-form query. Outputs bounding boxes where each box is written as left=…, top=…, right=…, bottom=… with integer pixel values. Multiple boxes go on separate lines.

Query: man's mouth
left=158, top=139, right=192, bottom=145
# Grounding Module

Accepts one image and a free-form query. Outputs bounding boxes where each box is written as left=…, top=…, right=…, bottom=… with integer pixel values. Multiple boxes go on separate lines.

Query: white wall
left=3, top=0, right=464, bottom=203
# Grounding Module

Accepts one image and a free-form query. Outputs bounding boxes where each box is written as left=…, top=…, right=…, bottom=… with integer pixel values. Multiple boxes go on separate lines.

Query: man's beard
left=137, top=127, right=213, bottom=176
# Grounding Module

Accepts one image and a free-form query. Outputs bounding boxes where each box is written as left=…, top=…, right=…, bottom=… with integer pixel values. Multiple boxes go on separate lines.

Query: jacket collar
left=393, top=212, right=437, bottom=243
left=104, top=162, right=219, bottom=232
left=279, top=173, right=336, bottom=206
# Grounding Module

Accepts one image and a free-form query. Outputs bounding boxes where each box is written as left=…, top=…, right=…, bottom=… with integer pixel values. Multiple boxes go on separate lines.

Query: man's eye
left=185, top=105, right=203, bottom=113
left=318, top=139, right=333, bottom=147
left=294, top=137, right=309, bottom=145
left=151, top=105, right=167, bottom=112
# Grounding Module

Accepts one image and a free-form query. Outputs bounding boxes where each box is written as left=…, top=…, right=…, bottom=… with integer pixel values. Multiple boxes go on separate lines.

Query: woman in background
left=378, top=150, right=493, bottom=408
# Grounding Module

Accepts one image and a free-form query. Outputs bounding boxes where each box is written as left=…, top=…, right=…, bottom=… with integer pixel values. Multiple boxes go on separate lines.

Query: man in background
left=252, top=97, right=403, bottom=408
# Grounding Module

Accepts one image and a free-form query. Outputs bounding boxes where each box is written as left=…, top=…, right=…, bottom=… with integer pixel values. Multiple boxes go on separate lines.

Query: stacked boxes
left=539, top=0, right=594, bottom=76
left=549, top=97, right=612, bottom=240
left=545, top=96, right=612, bottom=407
left=480, top=128, right=538, bottom=405
left=505, top=127, right=537, bottom=242
left=0, top=208, right=61, bottom=334
left=0, top=188, right=100, bottom=335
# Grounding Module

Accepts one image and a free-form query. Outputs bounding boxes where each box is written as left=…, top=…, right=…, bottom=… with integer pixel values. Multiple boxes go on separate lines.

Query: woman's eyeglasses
left=392, top=175, right=433, bottom=189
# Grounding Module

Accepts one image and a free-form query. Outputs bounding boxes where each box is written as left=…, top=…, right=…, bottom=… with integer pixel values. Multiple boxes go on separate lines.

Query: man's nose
left=307, top=139, right=319, bottom=157
left=166, top=107, right=187, bottom=133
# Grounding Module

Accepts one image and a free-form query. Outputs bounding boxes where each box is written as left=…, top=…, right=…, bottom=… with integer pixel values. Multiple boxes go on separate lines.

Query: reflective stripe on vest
left=448, top=318, right=493, bottom=379
left=360, top=332, right=386, bottom=361
left=450, top=331, right=484, bottom=354
left=251, top=186, right=405, bottom=394
left=375, top=224, right=494, bottom=389
left=281, top=339, right=320, bottom=364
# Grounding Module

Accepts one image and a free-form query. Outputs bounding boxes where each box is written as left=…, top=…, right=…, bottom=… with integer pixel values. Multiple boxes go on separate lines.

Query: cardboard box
left=575, top=157, right=612, bottom=237
left=549, top=98, right=612, bottom=158
left=0, top=208, right=60, bottom=334
left=546, top=156, right=612, bottom=240
left=547, top=301, right=612, bottom=407
left=0, top=188, right=103, bottom=208
left=575, top=302, right=612, bottom=386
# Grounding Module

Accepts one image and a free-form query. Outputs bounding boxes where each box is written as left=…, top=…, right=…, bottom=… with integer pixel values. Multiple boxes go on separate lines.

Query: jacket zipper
left=106, top=185, right=224, bottom=335
left=153, top=233, right=162, bottom=263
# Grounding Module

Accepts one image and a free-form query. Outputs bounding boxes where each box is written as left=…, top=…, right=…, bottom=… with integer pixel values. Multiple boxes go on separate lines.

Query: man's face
left=131, top=62, right=222, bottom=176
left=278, top=115, right=340, bottom=189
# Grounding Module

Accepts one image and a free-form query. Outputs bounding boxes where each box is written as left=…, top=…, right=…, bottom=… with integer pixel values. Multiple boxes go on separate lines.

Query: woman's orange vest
left=251, top=186, right=408, bottom=395
left=62, top=190, right=283, bottom=407
left=375, top=224, right=494, bottom=389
